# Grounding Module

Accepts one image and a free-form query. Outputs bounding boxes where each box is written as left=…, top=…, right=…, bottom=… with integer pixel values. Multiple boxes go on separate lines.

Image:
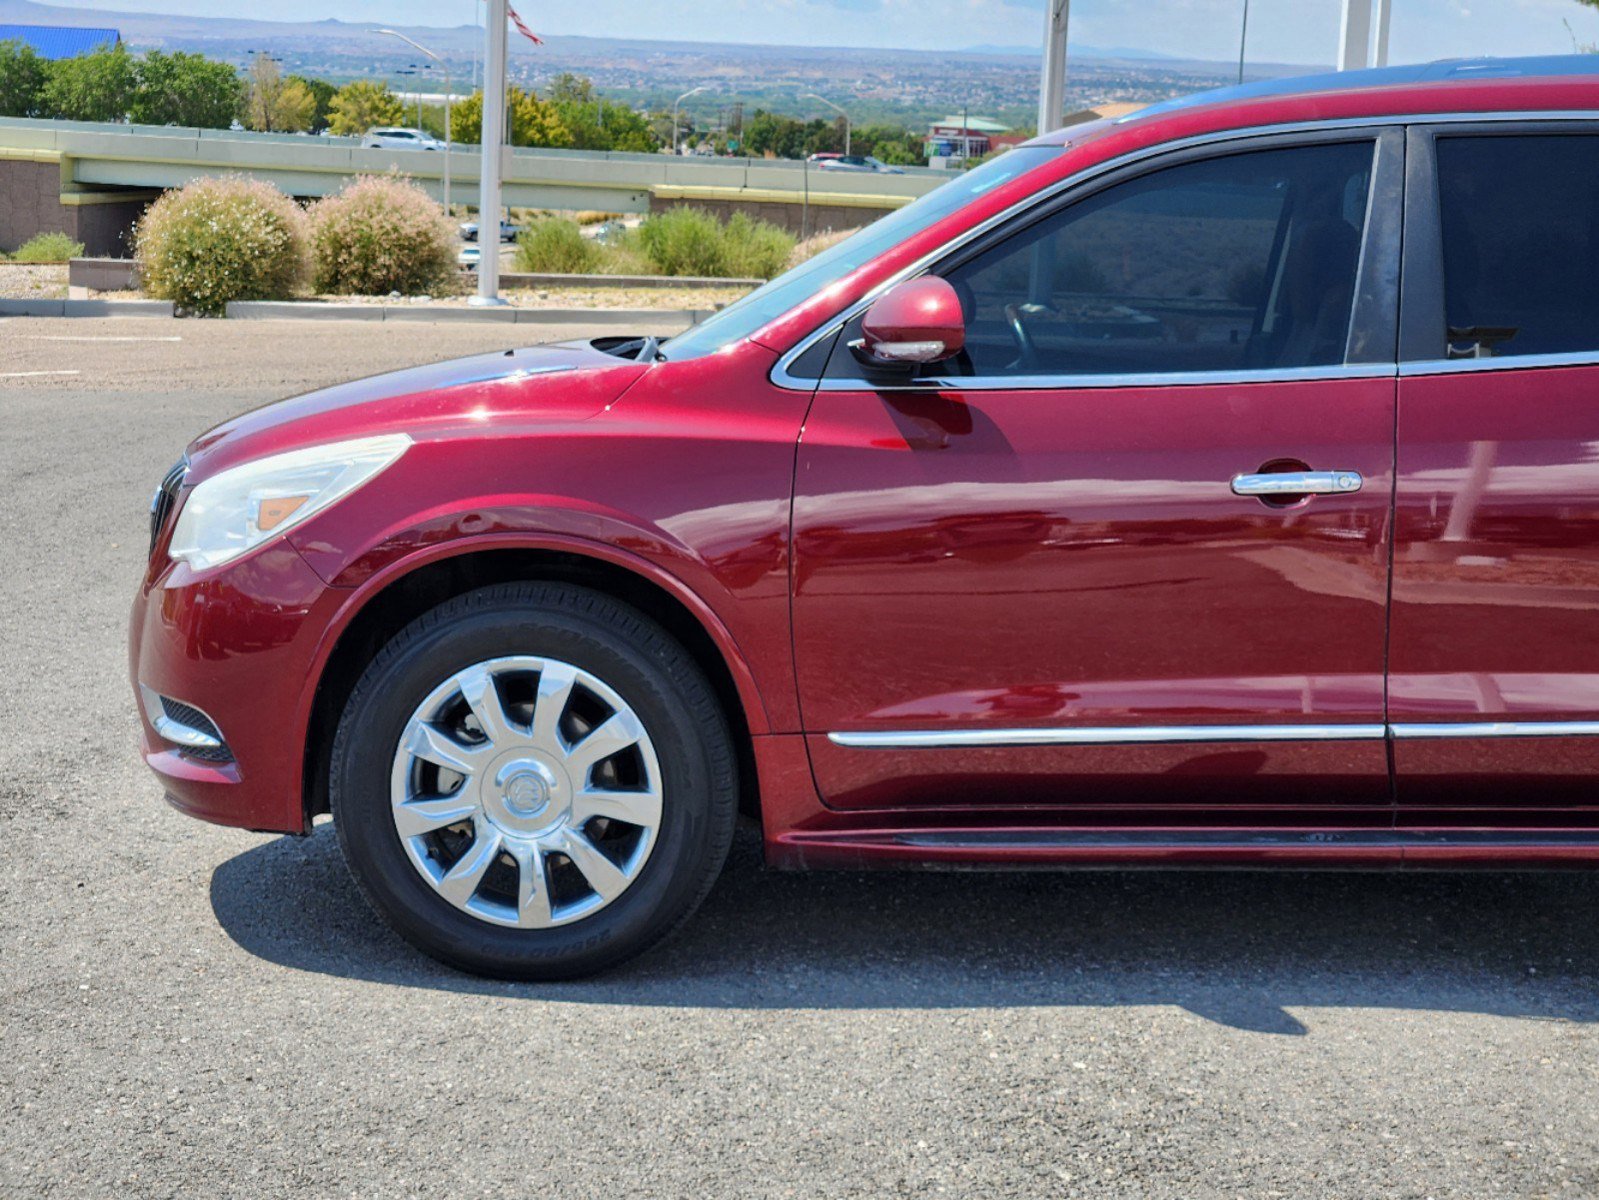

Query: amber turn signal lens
left=256, top=495, right=309, bottom=532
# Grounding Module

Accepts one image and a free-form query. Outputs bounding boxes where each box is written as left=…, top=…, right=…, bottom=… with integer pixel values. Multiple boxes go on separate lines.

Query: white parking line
left=22, top=335, right=182, bottom=343
left=0, top=370, right=82, bottom=378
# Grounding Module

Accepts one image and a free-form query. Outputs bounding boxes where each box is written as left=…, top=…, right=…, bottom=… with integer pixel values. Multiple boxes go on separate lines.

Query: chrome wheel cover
left=389, top=655, right=663, bottom=929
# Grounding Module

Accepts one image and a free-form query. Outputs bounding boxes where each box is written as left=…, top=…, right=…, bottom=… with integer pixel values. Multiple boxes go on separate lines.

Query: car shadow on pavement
left=211, top=823, right=1599, bottom=1034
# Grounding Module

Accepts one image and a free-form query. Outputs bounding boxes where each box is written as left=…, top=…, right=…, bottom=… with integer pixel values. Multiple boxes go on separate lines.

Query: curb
left=223, top=302, right=708, bottom=325
left=0, top=298, right=175, bottom=317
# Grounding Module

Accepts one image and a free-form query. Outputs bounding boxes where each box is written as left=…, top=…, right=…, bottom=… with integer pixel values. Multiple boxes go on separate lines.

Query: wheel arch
left=300, top=538, right=767, bottom=829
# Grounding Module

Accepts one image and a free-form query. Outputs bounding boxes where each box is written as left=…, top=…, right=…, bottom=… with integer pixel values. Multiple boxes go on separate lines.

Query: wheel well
left=303, top=549, right=760, bottom=826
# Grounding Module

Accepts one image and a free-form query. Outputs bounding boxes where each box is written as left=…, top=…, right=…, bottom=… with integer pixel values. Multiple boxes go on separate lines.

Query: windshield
left=659, top=146, right=1063, bottom=361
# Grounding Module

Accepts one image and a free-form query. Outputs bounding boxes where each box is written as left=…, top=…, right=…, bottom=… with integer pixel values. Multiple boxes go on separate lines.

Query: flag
left=507, top=4, right=543, bottom=46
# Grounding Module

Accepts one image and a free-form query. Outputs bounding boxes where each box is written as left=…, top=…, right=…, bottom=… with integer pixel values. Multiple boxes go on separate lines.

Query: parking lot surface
left=4, top=316, right=1599, bottom=1198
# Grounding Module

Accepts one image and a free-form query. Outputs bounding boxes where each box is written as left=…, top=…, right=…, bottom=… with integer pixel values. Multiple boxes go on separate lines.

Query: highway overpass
left=0, top=117, right=947, bottom=256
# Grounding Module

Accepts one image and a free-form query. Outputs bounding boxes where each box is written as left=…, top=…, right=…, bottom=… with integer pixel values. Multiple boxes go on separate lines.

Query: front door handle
left=1230, top=470, right=1364, bottom=497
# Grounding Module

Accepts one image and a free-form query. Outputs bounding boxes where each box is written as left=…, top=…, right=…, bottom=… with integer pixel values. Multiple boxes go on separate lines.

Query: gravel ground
left=3, top=316, right=1599, bottom=1198
left=0, top=263, right=67, bottom=299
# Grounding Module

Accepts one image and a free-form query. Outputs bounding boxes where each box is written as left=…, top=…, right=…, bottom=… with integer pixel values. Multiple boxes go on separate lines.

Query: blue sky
left=52, top=0, right=1599, bottom=62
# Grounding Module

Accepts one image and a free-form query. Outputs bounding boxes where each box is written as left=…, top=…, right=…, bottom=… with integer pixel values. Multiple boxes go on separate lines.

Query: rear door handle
left=1230, top=470, right=1364, bottom=497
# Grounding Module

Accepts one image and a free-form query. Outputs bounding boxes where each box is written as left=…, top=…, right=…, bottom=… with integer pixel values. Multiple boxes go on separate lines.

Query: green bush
left=513, top=218, right=601, bottom=274
left=719, top=212, right=794, bottom=279
left=310, top=174, right=458, bottom=296
left=636, top=207, right=725, bottom=277
left=636, top=207, right=795, bottom=279
left=11, top=231, right=84, bottom=263
left=135, top=176, right=310, bottom=316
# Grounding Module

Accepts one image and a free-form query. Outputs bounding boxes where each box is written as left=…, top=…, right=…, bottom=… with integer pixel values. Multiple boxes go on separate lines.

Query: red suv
left=133, top=58, right=1599, bottom=978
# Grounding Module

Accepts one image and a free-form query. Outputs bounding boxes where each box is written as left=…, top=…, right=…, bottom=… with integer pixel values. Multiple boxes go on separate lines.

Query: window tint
left=1436, top=134, right=1599, bottom=359
left=935, top=141, right=1373, bottom=379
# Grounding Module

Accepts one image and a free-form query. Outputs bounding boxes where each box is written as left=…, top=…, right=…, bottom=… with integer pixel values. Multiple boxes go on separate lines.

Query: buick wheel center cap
left=485, top=754, right=570, bottom=835
left=504, top=769, right=551, bottom=817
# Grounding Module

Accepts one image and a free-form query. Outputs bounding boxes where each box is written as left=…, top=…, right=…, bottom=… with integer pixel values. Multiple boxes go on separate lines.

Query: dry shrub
left=310, top=174, right=458, bottom=296
left=788, top=227, right=853, bottom=269
left=637, top=207, right=795, bottom=279
left=135, top=175, right=310, bottom=316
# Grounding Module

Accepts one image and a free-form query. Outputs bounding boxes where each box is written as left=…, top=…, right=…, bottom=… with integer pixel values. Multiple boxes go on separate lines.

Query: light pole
left=472, top=0, right=509, bottom=305
left=803, top=92, right=850, bottom=155
left=1237, top=0, right=1249, bottom=85
left=375, top=29, right=454, bottom=216
left=672, top=85, right=706, bottom=155
left=1037, top=0, right=1070, bottom=135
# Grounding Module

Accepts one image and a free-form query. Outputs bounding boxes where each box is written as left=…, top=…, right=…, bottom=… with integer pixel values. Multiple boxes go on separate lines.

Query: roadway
left=3, top=316, right=1597, bottom=1198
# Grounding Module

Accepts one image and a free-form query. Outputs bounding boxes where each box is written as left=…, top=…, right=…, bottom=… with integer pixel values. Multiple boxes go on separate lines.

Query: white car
left=815, top=154, right=906, bottom=174
left=361, top=127, right=443, bottom=151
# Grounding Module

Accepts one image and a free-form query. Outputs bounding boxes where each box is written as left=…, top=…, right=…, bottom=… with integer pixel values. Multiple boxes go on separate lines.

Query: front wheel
left=330, top=583, right=737, bottom=979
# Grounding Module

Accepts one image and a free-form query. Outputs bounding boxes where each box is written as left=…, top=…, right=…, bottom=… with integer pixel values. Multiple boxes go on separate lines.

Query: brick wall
left=0, top=158, right=150, bottom=257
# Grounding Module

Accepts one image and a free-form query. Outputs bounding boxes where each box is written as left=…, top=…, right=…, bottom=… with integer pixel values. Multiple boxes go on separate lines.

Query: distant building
left=1060, top=102, right=1147, bottom=127
left=0, top=23, right=121, bottom=60
left=926, top=104, right=1150, bottom=168
left=925, top=115, right=1016, bottom=164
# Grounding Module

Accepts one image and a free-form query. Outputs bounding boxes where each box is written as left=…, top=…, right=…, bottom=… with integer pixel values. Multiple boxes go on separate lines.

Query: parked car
left=459, top=219, right=519, bottom=244
left=456, top=244, right=480, bottom=271
left=133, top=56, right=1599, bottom=980
left=361, top=127, right=443, bottom=151
left=816, top=153, right=906, bottom=174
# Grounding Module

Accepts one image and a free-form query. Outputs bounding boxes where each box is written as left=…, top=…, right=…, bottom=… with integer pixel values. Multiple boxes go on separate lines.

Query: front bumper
left=129, top=541, right=345, bottom=834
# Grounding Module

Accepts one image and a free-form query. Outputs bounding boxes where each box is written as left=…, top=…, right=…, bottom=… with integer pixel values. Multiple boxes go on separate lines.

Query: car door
left=1392, top=124, right=1599, bottom=823
left=790, top=129, right=1404, bottom=816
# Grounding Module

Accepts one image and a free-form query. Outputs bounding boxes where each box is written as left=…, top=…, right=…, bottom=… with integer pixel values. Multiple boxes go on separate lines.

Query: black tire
left=329, top=582, right=737, bottom=979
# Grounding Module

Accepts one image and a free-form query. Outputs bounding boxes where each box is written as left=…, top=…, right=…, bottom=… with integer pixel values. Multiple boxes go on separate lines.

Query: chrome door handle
left=1230, top=470, right=1363, bottom=497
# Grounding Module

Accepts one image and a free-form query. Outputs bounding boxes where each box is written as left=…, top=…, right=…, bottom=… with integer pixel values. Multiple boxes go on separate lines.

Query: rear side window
left=934, top=140, right=1374, bottom=379
left=1435, top=134, right=1599, bottom=359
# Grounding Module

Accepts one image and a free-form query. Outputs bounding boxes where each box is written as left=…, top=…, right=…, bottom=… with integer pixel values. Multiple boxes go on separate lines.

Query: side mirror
left=854, top=276, right=966, bottom=368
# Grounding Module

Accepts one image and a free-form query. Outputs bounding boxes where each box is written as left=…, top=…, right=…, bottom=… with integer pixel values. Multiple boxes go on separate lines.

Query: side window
left=1435, top=134, right=1599, bottom=359
left=937, top=140, right=1374, bottom=379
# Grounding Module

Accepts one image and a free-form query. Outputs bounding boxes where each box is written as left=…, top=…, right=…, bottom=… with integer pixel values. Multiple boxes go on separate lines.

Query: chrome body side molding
left=1390, top=722, right=1599, bottom=739
left=830, top=721, right=1599, bottom=749
left=827, top=725, right=1386, bottom=749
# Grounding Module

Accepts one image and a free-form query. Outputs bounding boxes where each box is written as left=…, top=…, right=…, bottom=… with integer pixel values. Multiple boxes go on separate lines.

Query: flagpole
left=472, top=0, right=509, bottom=306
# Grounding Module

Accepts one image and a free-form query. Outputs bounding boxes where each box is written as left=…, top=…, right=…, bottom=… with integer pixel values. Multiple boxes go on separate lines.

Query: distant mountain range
left=0, top=0, right=1268, bottom=69
left=0, top=0, right=1323, bottom=129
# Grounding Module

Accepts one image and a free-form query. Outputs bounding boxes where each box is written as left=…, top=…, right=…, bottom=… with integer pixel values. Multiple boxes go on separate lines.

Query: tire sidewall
left=331, top=585, right=732, bottom=979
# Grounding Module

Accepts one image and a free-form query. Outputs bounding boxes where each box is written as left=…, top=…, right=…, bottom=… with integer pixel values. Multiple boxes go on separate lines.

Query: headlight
left=168, top=433, right=411, bottom=570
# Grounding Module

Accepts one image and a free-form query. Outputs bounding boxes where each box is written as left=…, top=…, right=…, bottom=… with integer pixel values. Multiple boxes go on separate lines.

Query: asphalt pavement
left=3, top=316, right=1599, bottom=1198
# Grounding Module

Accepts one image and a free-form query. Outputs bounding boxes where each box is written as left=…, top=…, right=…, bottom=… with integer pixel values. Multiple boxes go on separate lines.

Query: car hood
left=185, top=339, right=648, bottom=478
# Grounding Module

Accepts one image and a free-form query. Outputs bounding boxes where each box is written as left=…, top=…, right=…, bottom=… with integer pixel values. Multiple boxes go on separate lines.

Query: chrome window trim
left=769, top=108, right=1599, bottom=395
left=1398, top=350, right=1599, bottom=378
left=809, top=362, right=1396, bottom=393
left=829, top=720, right=1599, bottom=748
left=827, top=725, right=1386, bottom=748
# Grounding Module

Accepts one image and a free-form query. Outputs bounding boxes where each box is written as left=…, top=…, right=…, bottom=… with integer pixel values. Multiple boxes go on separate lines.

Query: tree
left=244, top=53, right=314, bottom=133
left=40, top=43, right=137, bottom=122
left=553, top=95, right=656, bottom=152
left=287, top=74, right=335, bottom=133
left=0, top=39, right=46, bottom=118
left=450, top=86, right=573, bottom=149
left=326, top=79, right=404, bottom=137
left=546, top=72, right=595, bottom=105
left=131, top=51, right=241, bottom=128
